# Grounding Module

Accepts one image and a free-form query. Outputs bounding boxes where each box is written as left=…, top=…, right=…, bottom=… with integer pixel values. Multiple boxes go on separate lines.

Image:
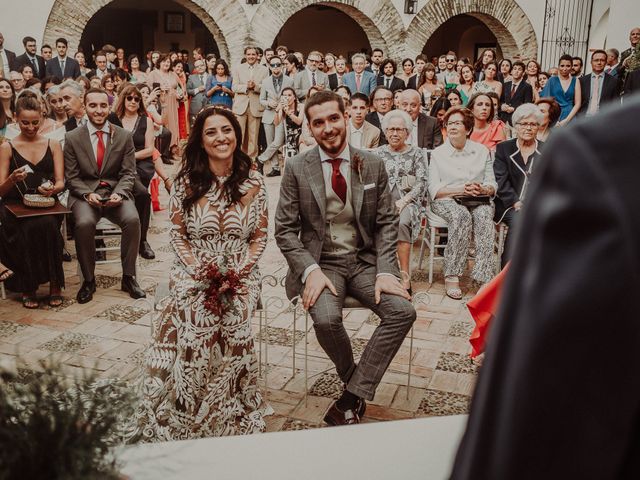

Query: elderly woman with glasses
left=428, top=106, right=497, bottom=299
left=493, top=103, right=544, bottom=266
left=375, top=109, right=428, bottom=292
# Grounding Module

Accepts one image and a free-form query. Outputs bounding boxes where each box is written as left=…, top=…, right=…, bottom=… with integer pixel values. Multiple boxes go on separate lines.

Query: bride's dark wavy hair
left=175, top=107, right=252, bottom=212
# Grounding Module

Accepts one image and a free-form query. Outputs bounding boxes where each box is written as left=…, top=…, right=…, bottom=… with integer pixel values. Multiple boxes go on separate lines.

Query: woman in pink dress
left=147, top=54, right=181, bottom=157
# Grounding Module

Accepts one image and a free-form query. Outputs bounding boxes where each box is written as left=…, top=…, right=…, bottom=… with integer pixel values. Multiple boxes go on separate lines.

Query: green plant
left=0, top=359, right=134, bottom=480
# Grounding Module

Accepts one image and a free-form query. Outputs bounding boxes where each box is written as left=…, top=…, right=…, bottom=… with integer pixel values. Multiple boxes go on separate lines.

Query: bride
left=128, top=107, right=271, bottom=441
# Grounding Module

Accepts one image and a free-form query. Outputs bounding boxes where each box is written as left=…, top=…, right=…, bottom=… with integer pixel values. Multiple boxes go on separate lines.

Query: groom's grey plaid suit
left=275, top=145, right=416, bottom=401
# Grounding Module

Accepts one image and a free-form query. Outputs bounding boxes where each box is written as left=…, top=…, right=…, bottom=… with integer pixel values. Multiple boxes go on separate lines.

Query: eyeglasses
left=270, top=63, right=282, bottom=68
left=516, top=122, right=539, bottom=129
left=446, top=121, right=465, bottom=127
left=374, top=97, right=393, bottom=102
left=386, top=127, right=408, bottom=134
left=126, top=96, right=141, bottom=103
left=308, top=58, right=321, bottom=63
left=446, top=59, right=456, bottom=63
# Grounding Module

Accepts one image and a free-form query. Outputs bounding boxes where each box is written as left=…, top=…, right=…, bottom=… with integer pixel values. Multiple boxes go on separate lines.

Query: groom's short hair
left=304, top=90, right=345, bottom=121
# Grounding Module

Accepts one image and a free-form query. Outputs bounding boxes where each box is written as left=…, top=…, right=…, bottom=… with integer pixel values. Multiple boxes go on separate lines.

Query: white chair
left=76, top=218, right=123, bottom=282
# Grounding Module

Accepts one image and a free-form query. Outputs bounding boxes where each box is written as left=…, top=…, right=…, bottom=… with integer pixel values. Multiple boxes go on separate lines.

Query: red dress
left=468, top=266, right=509, bottom=357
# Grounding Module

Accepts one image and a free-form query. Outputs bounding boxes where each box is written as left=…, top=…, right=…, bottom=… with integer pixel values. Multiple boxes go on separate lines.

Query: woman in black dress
left=0, top=95, right=65, bottom=308
left=115, top=84, right=172, bottom=259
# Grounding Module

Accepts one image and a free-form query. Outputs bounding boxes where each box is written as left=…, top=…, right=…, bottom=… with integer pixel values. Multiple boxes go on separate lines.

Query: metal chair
left=76, top=218, right=123, bottom=282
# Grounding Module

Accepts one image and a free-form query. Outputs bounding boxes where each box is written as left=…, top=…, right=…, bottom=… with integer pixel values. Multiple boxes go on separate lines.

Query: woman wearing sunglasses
left=115, top=84, right=171, bottom=260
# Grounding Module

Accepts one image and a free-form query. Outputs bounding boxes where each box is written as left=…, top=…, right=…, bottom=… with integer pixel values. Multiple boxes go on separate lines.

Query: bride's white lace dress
left=127, top=171, right=271, bottom=442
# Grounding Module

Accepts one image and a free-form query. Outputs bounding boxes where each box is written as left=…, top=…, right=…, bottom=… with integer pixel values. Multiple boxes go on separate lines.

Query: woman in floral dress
left=128, top=107, right=271, bottom=441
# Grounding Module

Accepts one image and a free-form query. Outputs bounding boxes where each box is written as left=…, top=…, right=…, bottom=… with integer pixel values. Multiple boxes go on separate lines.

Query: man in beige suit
left=347, top=92, right=380, bottom=149
left=232, top=46, right=269, bottom=159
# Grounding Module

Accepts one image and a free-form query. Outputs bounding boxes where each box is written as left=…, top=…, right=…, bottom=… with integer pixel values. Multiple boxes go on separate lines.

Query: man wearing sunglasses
left=258, top=57, right=294, bottom=176
left=294, top=51, right=329, bottom=101
left=437, top=53, right=460, bottom=86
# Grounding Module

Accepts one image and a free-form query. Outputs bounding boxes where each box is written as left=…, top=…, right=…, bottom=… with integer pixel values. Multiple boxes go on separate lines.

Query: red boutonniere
left=352, top=153, right=364, bottom=183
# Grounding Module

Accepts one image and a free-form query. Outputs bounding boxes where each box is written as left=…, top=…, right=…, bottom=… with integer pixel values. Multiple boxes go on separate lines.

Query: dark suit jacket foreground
left=451, top=96, right=640, bottom=479
left=274, top=145, right=399, bottom=299
left=416, top=113, right=443, bottom=150
left=63, top=123, right=136, bottom=207
left=577, top=72, right=619, bottom=115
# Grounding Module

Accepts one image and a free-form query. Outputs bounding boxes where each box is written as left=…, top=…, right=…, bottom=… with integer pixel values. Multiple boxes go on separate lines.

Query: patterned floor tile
left=280, top=418, right=324, bottom=431
left=257, top=326, right=304, bottom=347
left=365, top=312, right=381, bottom=326
left=38, top=296, right=77, bottom=312
left=95, top=274, right=121, bottom=289
left=308, top=372, right=343, bottom=400
left=436, top=352, right=480, bottom=375
left=352, top=337, right=369, bottom=357
left=138, top=258, right=163, bottom=269
left=0, top=321, right=28, bottom=339
left=41, top=332, right=101, bottom=353
left=416, top=389, right=471, bottom=416
left=157, top=244, right=174, bottom=254
left=95, top=305, right=150, bottom=324
left=147, top=225, right=170, bottom=235
left=448, top=321, right=474, bottom=338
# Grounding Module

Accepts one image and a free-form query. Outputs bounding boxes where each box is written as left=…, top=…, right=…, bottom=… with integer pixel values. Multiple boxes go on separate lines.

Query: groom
left=275, top=90, right=416, bottom=425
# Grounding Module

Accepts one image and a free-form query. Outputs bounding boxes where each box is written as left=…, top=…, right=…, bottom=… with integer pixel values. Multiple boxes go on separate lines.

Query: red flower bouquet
left=193, top=260, right=245, bottom=317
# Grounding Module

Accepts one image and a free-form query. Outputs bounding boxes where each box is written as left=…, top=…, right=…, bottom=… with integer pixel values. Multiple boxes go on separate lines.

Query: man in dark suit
left=376, top=58, right=405, bottom=92
left=64, top=88, right=146, bottom=304
left=366, top=86, right=393, bottom=146
left=578, top=49, right=619, bottom=116
left=328, top=58, right=347, bottom=90
left=275, top=91, right=415, bottom=426
left=12, top=36, right=46, bottom=80
left=451, top=96, right=640, bottom=479
left=499, top=61, right=533, bottom=125
left=398, top=89, right=443, bottom=149
left=45, top=37, right=80, bottom=79
left=623, top=68, right=640, bottom=97
left=86, top=51, right=113, bottom=80
left=0, top=32, right=17, bottom=80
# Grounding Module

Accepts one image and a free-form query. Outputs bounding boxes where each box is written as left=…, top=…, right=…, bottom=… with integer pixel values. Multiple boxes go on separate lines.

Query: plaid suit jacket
left=275, top=145, right=400, bottom=299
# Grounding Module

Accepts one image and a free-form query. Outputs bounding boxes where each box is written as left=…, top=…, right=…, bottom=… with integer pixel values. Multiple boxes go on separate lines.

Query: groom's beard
left=318, top=130, right=347, bottom=156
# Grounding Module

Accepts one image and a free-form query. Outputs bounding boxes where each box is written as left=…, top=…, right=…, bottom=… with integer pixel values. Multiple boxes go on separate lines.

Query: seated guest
left=398, top=89, right=443, bottom=149
left=375, top=109, right=428, bottom=291
left=430, top=97, right=452, bottom=140
left=467, top=92, right=507, bottom=151
left=428, top=106, right=497, bottom=299
left=115, top=84, right=158, bottom=259
left=494, top=103, right=544, bottom=266
left=535, top=97, right=561, bottom=142
left=334, top=85, right=351, bottom=105
left=0, top=95, right=65, bottom=308
left=447, top=89, right=463, bottom=107
left=366, top=86, right=393, bottom=145
left=64, top=88, right=145, bottom=304
left=348, top=92, right=380, bottom=150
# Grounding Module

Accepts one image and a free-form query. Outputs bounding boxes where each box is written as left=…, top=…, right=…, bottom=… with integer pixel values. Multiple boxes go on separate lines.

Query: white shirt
left=349, top=121, right=364, bottom=149
left=86, top=120, right=111, bottom=162
left=56, top=55, right=67, bottom=73
left=428, top=139, right=497, bottom=201
left=407, top=119, right=418, bottom=145
left=0, top=49, right=10, bottom=78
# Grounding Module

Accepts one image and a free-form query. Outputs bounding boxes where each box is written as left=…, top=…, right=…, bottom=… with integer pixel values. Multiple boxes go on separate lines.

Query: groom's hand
left=375, top=275, right=411, bottom=304
left=303, top=269, right=337, bottom=310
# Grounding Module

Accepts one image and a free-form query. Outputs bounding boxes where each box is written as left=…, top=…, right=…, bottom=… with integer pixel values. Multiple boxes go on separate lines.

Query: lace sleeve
left=239, top=175, right=268, bottom=276
left=169, top=178, right=198, bottom=275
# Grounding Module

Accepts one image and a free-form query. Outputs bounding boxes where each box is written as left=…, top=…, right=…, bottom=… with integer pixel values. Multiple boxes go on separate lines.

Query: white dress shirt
left=407, top=118, right=418, bottom=146
left=349, top=121, right=364, bottom=149
left=428, top=139, right=497, bottom=201
left=0, top=49, right=10, bottom=78
left=86, top=120, right=111, bottom=162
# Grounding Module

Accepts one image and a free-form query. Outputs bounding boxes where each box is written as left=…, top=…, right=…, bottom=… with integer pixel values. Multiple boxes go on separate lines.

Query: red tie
left=328, top=158, right=347, bottom=204
left=95, top=130, right=105, bottom=171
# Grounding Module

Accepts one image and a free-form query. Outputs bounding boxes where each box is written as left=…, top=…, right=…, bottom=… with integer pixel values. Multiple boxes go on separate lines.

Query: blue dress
left=206, top=75, right=233, bottom=109
left=540, top=76, right=576, bottom=121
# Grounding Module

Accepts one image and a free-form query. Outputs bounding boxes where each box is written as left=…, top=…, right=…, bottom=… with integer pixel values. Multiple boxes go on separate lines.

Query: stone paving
left=0, top=167, right=483, bottom=431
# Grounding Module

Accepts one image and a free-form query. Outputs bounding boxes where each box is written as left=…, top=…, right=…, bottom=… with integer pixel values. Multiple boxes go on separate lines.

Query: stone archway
left=250, top=0, right=406, bottom=60
left=407, top=0, right=539, bottom=62
left=42, top=0, right=250, bottom=65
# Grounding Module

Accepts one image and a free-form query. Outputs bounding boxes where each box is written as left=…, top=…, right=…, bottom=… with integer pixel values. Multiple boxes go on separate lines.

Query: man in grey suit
left=275, top=91, right=416, bottom=426
left=186, top=58, right=209, bottom=123
left=257, top=56, right=294, bottom=176
left=293, top=51, right=329, bottom=101
left=64, top=88, right=145, bottom=304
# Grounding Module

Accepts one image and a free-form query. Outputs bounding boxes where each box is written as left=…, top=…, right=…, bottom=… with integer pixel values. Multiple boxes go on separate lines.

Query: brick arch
left=42, top=0, right=250, bottom=65
left=250, top=0, right=407, bottom=60
left=407, top=0, right=538, bottom=62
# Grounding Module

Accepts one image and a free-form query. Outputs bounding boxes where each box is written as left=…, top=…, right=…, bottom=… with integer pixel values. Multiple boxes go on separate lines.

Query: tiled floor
left=0, top=167, right=483, bottom=431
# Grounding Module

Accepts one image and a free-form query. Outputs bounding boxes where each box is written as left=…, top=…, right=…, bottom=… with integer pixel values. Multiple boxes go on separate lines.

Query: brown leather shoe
left=323, top=401, right=360, bottom=426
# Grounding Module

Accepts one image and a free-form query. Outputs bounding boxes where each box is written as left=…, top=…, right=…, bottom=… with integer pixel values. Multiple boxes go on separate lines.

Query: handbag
left=11, top=156, right=55, bottom=208
left=453, top=195, right=491, bottom=208
left=400, top=175, right=416, bottom=193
